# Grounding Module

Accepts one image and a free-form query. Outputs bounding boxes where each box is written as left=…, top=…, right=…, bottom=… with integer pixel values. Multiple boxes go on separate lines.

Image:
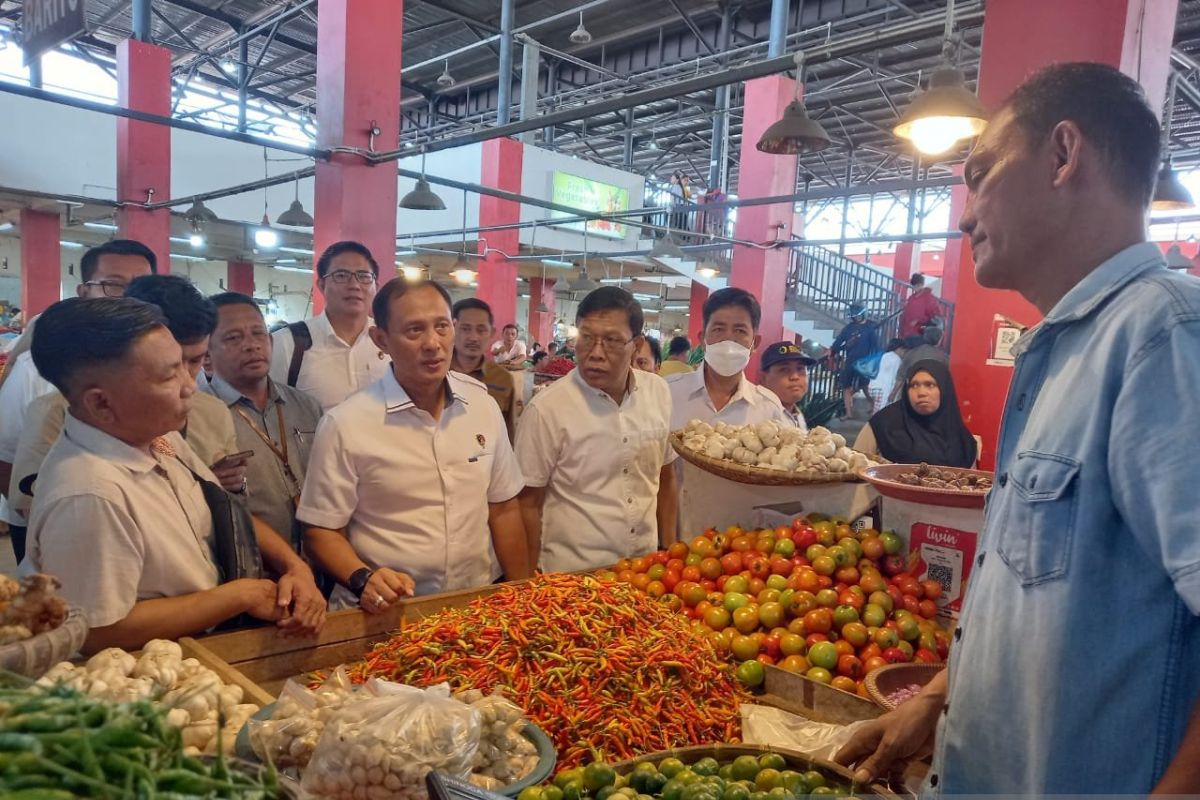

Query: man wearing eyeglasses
left=0, top=239, right=156, bottom=560
left=269, top=241, right=390, bottom=412
left=515, top=287, right=678, bottom=573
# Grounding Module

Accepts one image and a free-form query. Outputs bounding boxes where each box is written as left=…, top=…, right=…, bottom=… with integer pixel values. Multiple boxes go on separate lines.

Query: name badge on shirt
left=468, top=433, right=488, bottom=463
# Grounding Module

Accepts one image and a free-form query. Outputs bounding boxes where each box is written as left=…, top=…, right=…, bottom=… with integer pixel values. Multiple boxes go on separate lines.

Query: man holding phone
left=205, top=293, right=323, bottom=551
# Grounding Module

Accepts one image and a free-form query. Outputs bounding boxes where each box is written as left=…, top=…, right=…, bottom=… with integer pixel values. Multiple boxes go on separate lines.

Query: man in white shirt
left=667, top=287, right=790, bottom=429
left=516, top=288, right=678, bottom=573
left=269, top=241, right=390, bottom=411
left=299, top=278, right=532, bottom=612
left=24, top=297, right=325, bottom=653
left=758, top=341, right=815, bottom=431
left=490, top=323, right=527, bottom=365
left=0, top=239, right=157, bottom=562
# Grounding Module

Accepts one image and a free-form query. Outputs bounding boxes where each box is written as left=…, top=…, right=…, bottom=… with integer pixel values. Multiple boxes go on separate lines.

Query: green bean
left=0, top=734, right=41, bottom=755
left=0, top=789, right=78, bottom=799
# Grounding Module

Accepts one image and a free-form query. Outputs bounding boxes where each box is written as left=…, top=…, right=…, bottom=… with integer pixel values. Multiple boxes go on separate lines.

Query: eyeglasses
left=577, top=333, right=634, bottom=354
left=82, top=280, right=129, bottom=297
left=326, top=270, right=377, bottom=285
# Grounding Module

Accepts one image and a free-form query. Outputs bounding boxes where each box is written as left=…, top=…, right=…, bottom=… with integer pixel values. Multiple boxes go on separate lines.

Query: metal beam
left=663, top=0, right=718, bottom=56
left=416, top=0, right=501, bottom=33
left=497, top=0, right=516, bottom=125
left=131, top=0, right=152, bottom=42
left=767, top=0, right=788, bottom=58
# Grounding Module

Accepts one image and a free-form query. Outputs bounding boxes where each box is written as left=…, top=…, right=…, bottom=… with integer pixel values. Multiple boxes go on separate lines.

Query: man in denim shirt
left=837, top=63, right=1200, bottom=794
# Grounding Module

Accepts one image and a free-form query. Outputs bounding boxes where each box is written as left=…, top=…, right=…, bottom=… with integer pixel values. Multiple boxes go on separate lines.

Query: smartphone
left=212, top=450, right=256, bottom=469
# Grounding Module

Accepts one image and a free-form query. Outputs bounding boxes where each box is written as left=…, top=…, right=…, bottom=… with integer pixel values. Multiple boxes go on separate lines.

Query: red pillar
left=116, top=39, right=171, bottom=272
left=943, top=0, right=1178, bottom=468
left=19, top=210, right=60, bottom=317
left=730, top=76, right=797, bottom=380
left=892, top=241, right=920, bottom=288
left=477, top=138, right=524, bottom=334
left=227, top=260, right=255, bottom=295
left=313, top=0, right=404, bottom=313
left=687, top=281, right=709, bottom=349
left=528, top=277, right=556, bottom=346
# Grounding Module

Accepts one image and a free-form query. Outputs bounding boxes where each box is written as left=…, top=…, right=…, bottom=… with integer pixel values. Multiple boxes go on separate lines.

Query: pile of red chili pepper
left=535, top=356, right=576, bottom=377
left=345, top=574, right=749, bottom=769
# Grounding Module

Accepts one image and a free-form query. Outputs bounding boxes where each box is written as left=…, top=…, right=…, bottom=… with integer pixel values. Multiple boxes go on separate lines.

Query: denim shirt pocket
left=996, top=451, right=1081, bottom=587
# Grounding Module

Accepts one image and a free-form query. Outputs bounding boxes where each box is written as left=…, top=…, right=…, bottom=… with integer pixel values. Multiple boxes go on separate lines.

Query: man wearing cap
left=758, top=342, right=815, bottom=431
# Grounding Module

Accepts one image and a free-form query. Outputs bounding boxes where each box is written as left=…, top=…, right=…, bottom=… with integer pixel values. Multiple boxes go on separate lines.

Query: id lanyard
left=234, top=402, right=300, bottom=502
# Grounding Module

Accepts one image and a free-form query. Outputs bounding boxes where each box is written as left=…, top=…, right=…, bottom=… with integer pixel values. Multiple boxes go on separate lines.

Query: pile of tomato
left=600, top=515, right=950, bottom=697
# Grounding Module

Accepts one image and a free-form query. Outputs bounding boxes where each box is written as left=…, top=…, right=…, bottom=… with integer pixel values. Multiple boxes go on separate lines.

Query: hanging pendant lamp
left=757, top=52, right=832, bottom=155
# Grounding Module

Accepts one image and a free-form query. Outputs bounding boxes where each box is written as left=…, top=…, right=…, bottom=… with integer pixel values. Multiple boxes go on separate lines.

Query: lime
left=638, top=795, right=655, bottom=800
left=675, top=771, right=701, bottom=787
left=758, top=754, right=787, bottom=772
left=618, top=790, right=639, bottom=799
left=518, top=788, right=544, bottom=800
left=810, top=788, right=836, bottom=796
left=584, top=763, right=618, bottom=792
left=755, top=769, right=781, bottom=792
left=596, top=787, right=619, bottom=800
left=718, top=766, right=735, bottom=781
left=556, top=770, right=585, bottom=790
left=563, top=781, right=585, bottom=800
left=802, top=771, right=827, bottom=790
left=723, top=784, right=751, bottom=800
left=681, top=784, right=718, bottom=800
left=768, top=788, right=794, bottom=800
left=692, top=758, right=720, bottom=777
left=781, top=773, right=808, bottom=795
left=662, top=780, right=685, bottom=800
left=659, top=759, right=687, bottom=779
left=544, top=788, right=565, bottom=800
left=735, top=660, right=766, bottom=689
left=749, top=792, right=772, bottom=800
left=730, top=756, right=761, bottom=783
left=643, top=773, right=669, bottom=795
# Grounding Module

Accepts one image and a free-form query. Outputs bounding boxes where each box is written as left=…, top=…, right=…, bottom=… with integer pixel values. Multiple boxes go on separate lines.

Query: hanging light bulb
left=569, top=12, right=593, bottom=44
left=1152, top=159, right=1195, bottom=210
left=757, top=52, right=832, bottom=155
left=893, top=68, right=987, bottom=155
left=254, top=212, right=278, bottom=249
left=184, top=199, right=218, bottom=224
left=401, top=265, right=424, bottom=280
left=400, top=150, right=447, bottom=210
left=276, top=174, right=314, bottom=227
left=188, top=220, right=205, bottom=248
left=892, top=0, right=987, bottom=157
left=437, top=60, right=456, bottom=88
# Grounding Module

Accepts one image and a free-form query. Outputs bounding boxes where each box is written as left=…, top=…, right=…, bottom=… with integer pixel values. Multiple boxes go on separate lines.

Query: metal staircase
left=786, top=240, right=955, bottom=347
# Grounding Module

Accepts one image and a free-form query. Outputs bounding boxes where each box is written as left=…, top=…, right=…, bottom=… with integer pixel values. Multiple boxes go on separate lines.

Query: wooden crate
left=194, top=582, right=511, bottom=697
left=759, top=665, right=882, bottom=725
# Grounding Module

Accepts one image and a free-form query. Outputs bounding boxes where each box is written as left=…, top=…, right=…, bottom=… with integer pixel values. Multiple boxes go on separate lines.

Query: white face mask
left=704, top=339, right=752, bottom=377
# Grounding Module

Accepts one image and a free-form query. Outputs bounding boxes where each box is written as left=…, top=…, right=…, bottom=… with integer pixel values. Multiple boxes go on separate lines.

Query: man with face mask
left=667, top=287, right=790, bottom=430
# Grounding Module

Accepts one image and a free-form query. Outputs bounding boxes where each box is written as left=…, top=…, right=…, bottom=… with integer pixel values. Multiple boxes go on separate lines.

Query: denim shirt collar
left=1010, top=242, right=1166, bottom=358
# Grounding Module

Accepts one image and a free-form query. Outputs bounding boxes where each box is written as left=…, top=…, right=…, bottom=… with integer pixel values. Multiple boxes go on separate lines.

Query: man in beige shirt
left=25, top=297, right=325, bottom=653
left=9, top=276, right=245, bottom=520
left=450, top=298, right=518, bottom=441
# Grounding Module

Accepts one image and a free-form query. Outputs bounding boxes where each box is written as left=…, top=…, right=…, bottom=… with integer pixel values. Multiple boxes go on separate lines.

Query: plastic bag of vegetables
left=301, top=681, right=481, bottom=800
left=248, top=665, right=363, bottom=769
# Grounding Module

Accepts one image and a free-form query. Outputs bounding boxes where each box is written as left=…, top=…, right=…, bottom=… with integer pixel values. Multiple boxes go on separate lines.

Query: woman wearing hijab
left=854, top=359, right=977, bottom=467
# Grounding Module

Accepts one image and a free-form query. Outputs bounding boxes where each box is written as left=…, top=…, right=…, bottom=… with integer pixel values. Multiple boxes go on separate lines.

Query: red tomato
left=863, top=656, right=889, bottom=674
left=666, top=558, right=685, bottom=573
left=770, top=557, right=793, bottom=577
left=720, top=552, right=744, bottom=576
left=805, top=633, right=829, bottom=647
left=699, top=579, right=716, bottom=592
left=763, top=634, right=782, bottom=659
left=775, top=526, right=792, bottom=541
left=747, top=578, right=767, bottom=596
left=661, top=570, right=681, bottom=592
left=833, top=639, right=854, bottom=657
left=914, top=647, right=941, bottom=663
left=651, top=550, right=671, bottom=566
left=817, top=575, right=834, bottom=589
left=792, top=529, right=817, bottom=551
left=838, top=591, right=866, bottom=611
left=803, top=608, right=833, bottom=634
left=681, top=565, right=702, bottom=583
left=835, top=566, right=861, bottom=585
left=882, top=646, right=910, bottom=664
left=756, top=654, right=776, bottom=666
left=921, top=579, right=944, bottom=601
left=699, top=557, right=723, bottom=581
left=902, top=594, right=922, bottom=615
left=859, top=643, right=883, bottom=662
left=837, top=654, right=864, bottom=679
left=918, top=599, right=939, bottom=619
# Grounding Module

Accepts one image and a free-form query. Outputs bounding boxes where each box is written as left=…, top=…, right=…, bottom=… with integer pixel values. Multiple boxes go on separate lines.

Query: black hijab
left=868, top=359, right=976, bottom=468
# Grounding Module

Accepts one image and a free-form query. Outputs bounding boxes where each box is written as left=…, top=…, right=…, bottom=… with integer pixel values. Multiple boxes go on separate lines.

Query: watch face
left=350, top=568, right=372, bottom=595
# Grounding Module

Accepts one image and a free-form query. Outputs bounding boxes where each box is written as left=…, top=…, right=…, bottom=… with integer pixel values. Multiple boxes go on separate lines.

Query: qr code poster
left=909, top=523, right=979, bottom=619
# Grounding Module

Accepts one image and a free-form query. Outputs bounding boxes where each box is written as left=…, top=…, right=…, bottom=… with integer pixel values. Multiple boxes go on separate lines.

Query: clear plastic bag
left=249, top=666, right=361, bottom=769
left=460, top=691, right=537, bottom=785
left=301, top=681, right=481, bottom=800
left=740, top=703, right=869, bottom=762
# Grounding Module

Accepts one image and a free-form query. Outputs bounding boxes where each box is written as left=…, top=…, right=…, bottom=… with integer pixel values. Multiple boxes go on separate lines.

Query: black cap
left=761, top=341, right=817, bottom=372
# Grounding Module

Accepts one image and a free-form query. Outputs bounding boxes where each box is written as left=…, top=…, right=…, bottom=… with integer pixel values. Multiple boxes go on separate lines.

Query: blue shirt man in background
left=830, top=305, right=880, bottom=419
left=836, top=62, right=1200, bottom=795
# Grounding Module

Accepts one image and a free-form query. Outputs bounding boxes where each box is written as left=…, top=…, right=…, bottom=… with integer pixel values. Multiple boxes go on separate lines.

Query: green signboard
left=549, top=171, right=630, bottom=240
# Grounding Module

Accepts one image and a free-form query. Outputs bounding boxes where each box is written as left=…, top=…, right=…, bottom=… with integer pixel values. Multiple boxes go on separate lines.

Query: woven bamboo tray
left=863, top=663, right=946, bottom=711
left=671, top=433, right=861, bottom=486
left=610, top=744, right=896, bottom=798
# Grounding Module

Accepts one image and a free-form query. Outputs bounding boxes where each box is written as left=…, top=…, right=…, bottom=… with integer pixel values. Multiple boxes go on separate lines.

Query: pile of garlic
left=680, top=420, right=876, bottom=475
left=36, top=639, right=259, bottom=756
left=248, top=668, right=361, bottom=769
left=454, top=689, right=539, bottom=790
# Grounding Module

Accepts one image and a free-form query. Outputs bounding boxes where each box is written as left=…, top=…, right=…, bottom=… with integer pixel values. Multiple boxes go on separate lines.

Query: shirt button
left=1016, top=392, right=1027, bottom=410
left=977, top=552, right=985, bottom=568
left=953, top=626, right=962, bottom=641
left=623, top=436, right=628, bottom=443
left=929, top=774, right=939, bottom=788
left=623, top=468, right=629, bottom=474
left=942, top=702, right=950, bottom=715
left=627, top=498, right=633, bottom=504
left=998, top=472, right=1008, bottom=487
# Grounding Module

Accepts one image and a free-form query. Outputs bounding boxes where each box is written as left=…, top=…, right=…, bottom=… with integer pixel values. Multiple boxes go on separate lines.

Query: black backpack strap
left=286, top=321, right=312, bottom=388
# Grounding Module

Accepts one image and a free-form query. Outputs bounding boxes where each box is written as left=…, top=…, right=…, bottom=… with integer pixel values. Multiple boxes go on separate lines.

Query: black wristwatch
left=348, top=567, right=375, bottom=598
